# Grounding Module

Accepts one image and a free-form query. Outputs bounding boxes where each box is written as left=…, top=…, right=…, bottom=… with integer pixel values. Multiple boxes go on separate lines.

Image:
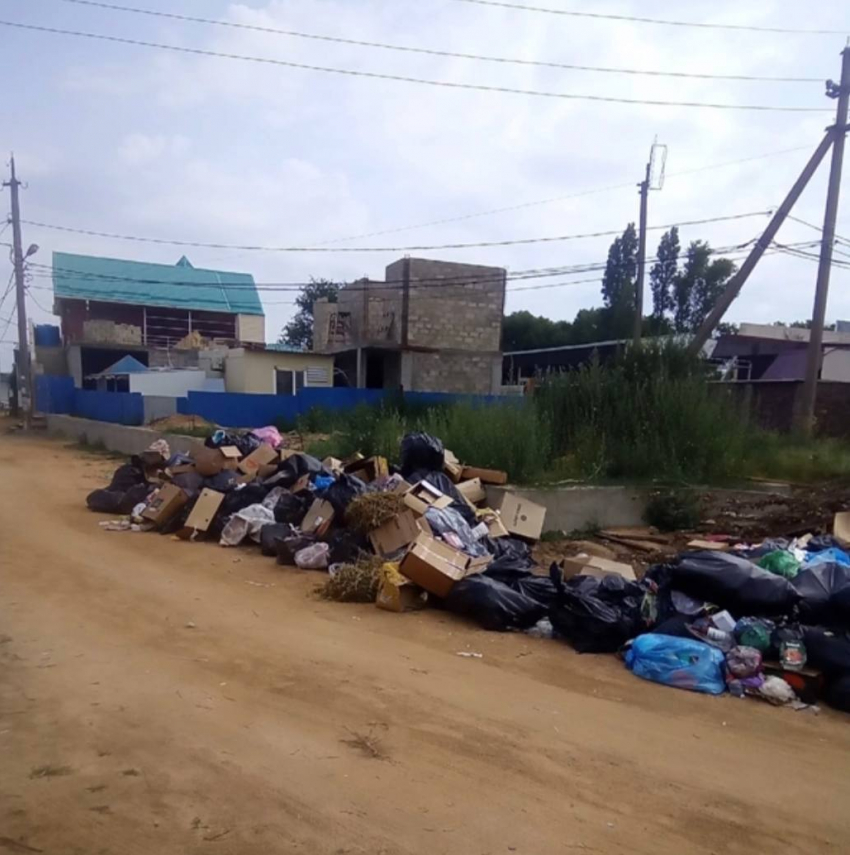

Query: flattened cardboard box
left=178, top=489, right=225, bottom=539
left=444, top=449, right=464, bottom=483
left=561, top=555, right=636, bottom=582
left=399, top=533, right=491, bottom=599
left=142, top=484, right=189, bottom=527
left=301, top=499, right=335, bottom=537
left=461, top=466, right=508, bottom=486
left=457, top=478, right=486, bottom=506
left=369, top=510, right=432, bottom=556
left=238, top=443, right=277, bottom=475
left=403, top=481, right=453, bottom=516
left=496, top=493, right=546, bottom=541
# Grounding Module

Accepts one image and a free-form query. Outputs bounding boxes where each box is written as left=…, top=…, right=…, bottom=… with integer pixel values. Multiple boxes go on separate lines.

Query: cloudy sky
left=1, top=0, right=849, bottom=368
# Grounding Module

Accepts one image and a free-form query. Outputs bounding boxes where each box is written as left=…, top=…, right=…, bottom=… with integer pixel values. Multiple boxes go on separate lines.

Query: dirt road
left=1, top=430, right=849, bottom=855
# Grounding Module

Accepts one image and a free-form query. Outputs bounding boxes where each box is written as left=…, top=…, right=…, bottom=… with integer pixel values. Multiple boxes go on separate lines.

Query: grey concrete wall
left=485, top=485, right=650, bottom=532
left=143, top=396, right=178, bottom=424
left=47, top=415, right=199, bottom=457
left=411, top=350, right=501, bottom=394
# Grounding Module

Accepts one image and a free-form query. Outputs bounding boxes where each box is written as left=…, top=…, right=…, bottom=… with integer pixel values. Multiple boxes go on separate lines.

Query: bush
left=644, top=489, right=702, bottom=532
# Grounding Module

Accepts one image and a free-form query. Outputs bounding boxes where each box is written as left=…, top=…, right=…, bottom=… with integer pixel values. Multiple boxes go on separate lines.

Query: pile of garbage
left=85, top=428, right=850, bottom=717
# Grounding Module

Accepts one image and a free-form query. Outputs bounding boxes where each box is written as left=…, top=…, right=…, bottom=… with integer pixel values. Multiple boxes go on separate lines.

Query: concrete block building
left=313, top=258, right=506, bottom=395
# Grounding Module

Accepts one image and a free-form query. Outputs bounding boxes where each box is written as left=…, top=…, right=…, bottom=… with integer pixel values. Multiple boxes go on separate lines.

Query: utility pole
left=798, top=46, right=850, bottom=436
left=633, top=163, right=650, bottom=344
left=3, top=155, right=31, bottom=427
left=633, top=141, right=666, bottom=345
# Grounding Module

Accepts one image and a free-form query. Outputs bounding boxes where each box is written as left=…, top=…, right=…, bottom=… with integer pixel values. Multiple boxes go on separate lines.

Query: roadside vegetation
left=296, top=341, right=850, bottom=487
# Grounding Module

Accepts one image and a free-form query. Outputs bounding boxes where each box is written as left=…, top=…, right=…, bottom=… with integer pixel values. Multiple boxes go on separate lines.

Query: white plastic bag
left=295, top=542, right=330, bottom=569
left=220, top=504, right=275, bottom=547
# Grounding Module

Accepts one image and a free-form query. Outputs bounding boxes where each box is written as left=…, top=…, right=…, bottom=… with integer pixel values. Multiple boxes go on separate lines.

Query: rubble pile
left=86, top=428, right=850, bottom=717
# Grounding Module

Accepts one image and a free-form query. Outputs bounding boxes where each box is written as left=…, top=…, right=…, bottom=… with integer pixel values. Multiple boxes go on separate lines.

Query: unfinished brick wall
left=410, top=351, right=500, bottom=395
left=385, top=259, right=505, bottom=352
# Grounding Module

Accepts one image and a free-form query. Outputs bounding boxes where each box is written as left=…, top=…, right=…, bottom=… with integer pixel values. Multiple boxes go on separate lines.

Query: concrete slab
left=46, top=414, right=199, bottom=457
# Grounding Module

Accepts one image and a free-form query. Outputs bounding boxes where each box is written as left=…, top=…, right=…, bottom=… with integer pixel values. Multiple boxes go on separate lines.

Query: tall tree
left=279, top=278, right=342, bottom=350
left=502, top=311, right=573, bottom=351
left=650, top=227, right=680, bottom=319
left=601, top=223, right=638, bottom=339
left=673, top=241, right=736, bottom=333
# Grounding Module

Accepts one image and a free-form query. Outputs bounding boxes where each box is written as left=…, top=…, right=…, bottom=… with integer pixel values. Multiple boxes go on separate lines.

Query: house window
left=306, top=366, right=329, bottom=386
left=276, top=370, right=295, bottom=395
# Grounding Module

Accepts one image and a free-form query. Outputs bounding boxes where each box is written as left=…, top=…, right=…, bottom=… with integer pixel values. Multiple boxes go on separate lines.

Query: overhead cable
left=56, top=0, right=823, bottom=83
left=0, top=21, right=831, bottom=113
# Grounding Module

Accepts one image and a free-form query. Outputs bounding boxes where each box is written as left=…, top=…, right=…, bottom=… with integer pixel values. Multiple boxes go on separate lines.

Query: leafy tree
left=673, top=241, right=736, bottom=333
left=650, top=227, right=680, bottom=319
left=502, top=311, right=573, bottom=351
left=279, top=278, right=342, bottom=350
left=601, top=223, right=638, bottom=309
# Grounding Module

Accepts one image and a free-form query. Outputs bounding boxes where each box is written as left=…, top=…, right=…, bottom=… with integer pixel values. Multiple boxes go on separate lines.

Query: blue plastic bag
left=625, top=635, right=727, bottom=695
left=803, top=548, right=850, bottom=568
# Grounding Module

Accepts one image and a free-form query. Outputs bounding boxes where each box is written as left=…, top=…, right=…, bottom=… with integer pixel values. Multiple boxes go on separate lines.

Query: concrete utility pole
left=3, top=155, right=31, bottom=426
left=798, top=46, right=850, bottom=436
left=633, top=141, right=666, bottom=345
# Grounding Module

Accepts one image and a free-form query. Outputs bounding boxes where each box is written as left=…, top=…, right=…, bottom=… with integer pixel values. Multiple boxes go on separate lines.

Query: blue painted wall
left=36, top=375, right=144, bottom=426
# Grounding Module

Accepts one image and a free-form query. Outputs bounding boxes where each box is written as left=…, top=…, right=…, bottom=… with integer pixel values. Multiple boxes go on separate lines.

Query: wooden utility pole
left=633, top=162, right=650, bottom=344
left=798, top=46, right=850, bottom=435
left=3, top=155, right=31, bottom=426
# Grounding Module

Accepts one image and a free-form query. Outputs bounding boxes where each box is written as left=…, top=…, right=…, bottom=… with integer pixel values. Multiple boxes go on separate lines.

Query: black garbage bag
left=274, top=490, right=313, bottom=526
left=644, top=613, right=696, bottom=639
left=106, top=462, right=147, bottom=493
left=486, top=537, right=536, bottom=574
left=826, top=674, right=850, bottom=713
left=515, top=575, right=559, bottom=609
left=171, top=471, right=205, bottom=498
left=210, top=484, right=270, bottom=537
left=549, top=570, right=643, bottom=654
left=807, top=535, right=844, bottom=553
left=207, top=431, right=261, bottom=458
left=204, top=470, right=240, bottom=492
left=276, top=534, right=315, bottom=566
left=793, top=563, right=850, bottom=627
left=670, top=551, right=799, bottom=617
left=275, top=453, right=325, bottom=488
left=327, top=529, right=368, bottom=565
left=260, top=523, right=296, bottom=557
left=445, top=574, right=547, bottom=632
left=322, top=474, right=368, bottom=516
left=400, top=432, right=444, bottom=477
left=86, top=482, right=154, bottom=515
left=802, top=627, right=850, bottom=676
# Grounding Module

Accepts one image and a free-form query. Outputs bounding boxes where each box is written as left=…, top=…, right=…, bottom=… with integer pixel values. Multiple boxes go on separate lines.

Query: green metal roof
left=52, top=251, right=264, bottom=316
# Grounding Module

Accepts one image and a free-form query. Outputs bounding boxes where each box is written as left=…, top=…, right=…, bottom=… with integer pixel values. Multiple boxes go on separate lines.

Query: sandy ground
left=1, top=429, right=850, bottom=855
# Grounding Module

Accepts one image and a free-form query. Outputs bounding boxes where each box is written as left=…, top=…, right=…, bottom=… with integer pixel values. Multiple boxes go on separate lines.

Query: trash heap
left=86, top=429, right=850, bottom=716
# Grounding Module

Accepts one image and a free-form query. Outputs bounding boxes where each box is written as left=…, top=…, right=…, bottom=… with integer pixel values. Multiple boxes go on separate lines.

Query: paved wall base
left=46, top=414, right=199, bottom=457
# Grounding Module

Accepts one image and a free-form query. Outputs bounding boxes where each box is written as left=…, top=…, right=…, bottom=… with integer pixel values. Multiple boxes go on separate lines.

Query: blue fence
left=36, top=375, right=145, bottom=426
left=37, top=375, right=511, bottom=429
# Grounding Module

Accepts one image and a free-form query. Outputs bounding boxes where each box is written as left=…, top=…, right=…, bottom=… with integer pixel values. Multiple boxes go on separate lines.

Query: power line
left=312, top=145, right=813, bottom=247
left=0, top=20, right=831, bottom=113
left=786, top=214, right=850, bottom=246
left=451, top=0, right=847, bottom=35
left=21, top=210, right=772, bottom=253
left=56, top=0, right=823, bottom=84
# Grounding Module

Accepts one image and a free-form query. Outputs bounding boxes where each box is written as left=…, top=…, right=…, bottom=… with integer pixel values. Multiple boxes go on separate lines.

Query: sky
left=1, top=0, right=849, bottom=370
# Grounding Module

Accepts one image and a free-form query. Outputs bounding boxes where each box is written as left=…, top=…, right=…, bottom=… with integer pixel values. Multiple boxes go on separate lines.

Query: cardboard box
left=495, top=493, right=546, bottom=542
left=238, top=443, right=278, bottom=476
left=370, top=510, right=431, bottom=557
left=835, top=511, right=850, bottom=545
left=376, top=577, right=428, bottom=613
left=484, top=514, right=509, bottom=539
left=457, top=478, right=486, bottom=506
left=444, top=449, right=464, bottom=483
left=301, top=499, right=335, bottom=536
left=461, top=466, right=508, bottom=486
left=142, top=484, right=189, bottom=527
left=343, top=455, right=389, bottom=483
left=561, top=555, right=637, bottom=582
left=323, top=456, right=344, bottom=475
left=388, top=477, right=412, bottom=496
left=399, top=533, right=491, bottom=599
left=178, top=489, right=225, bottom=539
left=403, top=481, right=453, bottom=516
left=257, top=463, right=279, bottom=480
left=193, top=445, right=241, bottom=477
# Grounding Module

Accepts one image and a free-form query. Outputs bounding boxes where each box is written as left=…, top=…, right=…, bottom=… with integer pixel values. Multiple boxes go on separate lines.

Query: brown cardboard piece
left=400, top=533, right=491, bottom=599
left=193, top=445, right=242, bottom=477
left=483, top=513, right=509, bottom=539
left=369, top=511, right=431, bottom=557
left=444, top=449, right=464, bottom=483
left=301, top=499, right=335, bottom=536
left=178, top=489, right=225, bottom=538
left=323, top=456, right=344, bottom=475
left=141, top=484, right=189, bottom=527
left=834, top=511, right=850, bottom=545
left=561, top=555, right=637, bottom=582
left=239, top=443, right=277, bottom=475
left=376, top=577, right=428, bottom=613
left=403, top=481, right=453, bottom=516
left=343, top=455, right=389, bottom=483
left=457, top=478, right=486, bottom=505
left=687, top=540, right=730, bottom=552
left=461, top=466, right=508, bottom=486
left=495, top=493, right=546, bottom=541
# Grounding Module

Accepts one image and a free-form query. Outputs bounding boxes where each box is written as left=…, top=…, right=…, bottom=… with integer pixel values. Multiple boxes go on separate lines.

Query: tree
left=672, top=241, right=736, bottom=333
left=601, top=223, right=638, bottom=339
left=279, top=278, right=342, bottom=350
left=650, top=227, right=680, bottom=319
left=502, top=311, right=573, bottom=351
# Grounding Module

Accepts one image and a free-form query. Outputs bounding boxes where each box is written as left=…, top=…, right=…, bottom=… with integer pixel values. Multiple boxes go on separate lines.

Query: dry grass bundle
left=319, top=555, right=384, bottom=603
left=344, top=493, right=405, bottom=535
